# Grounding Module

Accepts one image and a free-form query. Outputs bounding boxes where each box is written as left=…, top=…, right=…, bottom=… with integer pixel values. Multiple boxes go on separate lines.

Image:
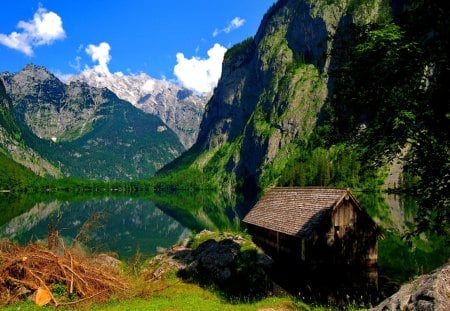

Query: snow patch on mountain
left=69, top=70, right=209, bottom=148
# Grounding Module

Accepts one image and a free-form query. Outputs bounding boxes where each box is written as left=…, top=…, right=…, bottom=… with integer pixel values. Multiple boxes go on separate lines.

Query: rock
left=186, top=239, right=240, bottom=286
left=144, top=253, right=187, bottom=281
left=92, top=254, right=122, bottom=273
left=178, top=237, right=273, bottom=298
left=371, top=262, right=450, bottom=311
left=68, top=70, right=208, bottom=148
left=257, top=252, right=274, bottom=269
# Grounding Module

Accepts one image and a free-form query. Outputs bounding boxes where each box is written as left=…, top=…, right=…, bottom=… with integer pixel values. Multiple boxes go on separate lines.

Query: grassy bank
left=4, top=283, right=298, bottom=311
left=0, top=231, right=370, bottom=311
left=0, top=232, right=297, bottom=311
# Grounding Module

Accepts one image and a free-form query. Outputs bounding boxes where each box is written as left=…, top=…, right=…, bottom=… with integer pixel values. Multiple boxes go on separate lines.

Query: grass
left=0, top=231, right=377, bottom=311
left=0, top=232, right=296, bottom=311
left=3, top=277, right=298, bottom=311
left=91, top=281, right=297, bottom=311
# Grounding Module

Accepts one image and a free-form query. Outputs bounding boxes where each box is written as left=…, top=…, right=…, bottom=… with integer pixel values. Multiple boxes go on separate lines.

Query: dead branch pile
left=0, top=241, right=128, bottom=307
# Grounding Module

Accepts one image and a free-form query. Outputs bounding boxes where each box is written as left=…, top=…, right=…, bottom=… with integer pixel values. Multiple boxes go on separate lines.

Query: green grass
left=4, top=289, right=367, bottom=311
left=91, top=286, right=296, bottom=311
left=2, top=280, right=298, bottom=311
left=0, top=232, right=367, bottom=311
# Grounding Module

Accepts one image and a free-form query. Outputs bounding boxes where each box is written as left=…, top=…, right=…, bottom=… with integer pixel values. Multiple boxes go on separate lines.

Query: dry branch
left=0, top=241, right=129, bottom=306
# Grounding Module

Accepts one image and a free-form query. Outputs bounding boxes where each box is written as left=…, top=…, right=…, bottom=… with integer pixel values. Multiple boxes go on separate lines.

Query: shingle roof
left=243, top=187, right=358, bottom=237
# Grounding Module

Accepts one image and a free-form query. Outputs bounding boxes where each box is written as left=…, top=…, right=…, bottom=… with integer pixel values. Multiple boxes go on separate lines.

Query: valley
left=68, top=69, right=209, bottom=149
left=1, top=65, right=185, bottom=181
left=0, top=0, right=448, bottom=310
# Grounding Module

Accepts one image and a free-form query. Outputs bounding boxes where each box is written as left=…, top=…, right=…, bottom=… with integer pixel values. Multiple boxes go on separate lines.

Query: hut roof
left=243, top=187, right=361, bottom=237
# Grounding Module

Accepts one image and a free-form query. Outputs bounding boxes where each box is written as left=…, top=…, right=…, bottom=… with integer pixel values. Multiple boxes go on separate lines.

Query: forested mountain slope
left=69, top=70, right=208, bottom=149
left=158, top=0, right=449, bottom=230
left=0, top=79, right=60, bottom=184
left=1, top=65, right=184, bottom=181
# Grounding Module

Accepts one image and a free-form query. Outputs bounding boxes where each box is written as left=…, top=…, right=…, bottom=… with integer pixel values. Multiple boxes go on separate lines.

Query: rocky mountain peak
left=21, top=63, right=53, bottom=76
left=1, top=64, right=185, bottom=180
left=69, top=70, right=209, bottom=148
left=1, top=64, right=65, bottom=107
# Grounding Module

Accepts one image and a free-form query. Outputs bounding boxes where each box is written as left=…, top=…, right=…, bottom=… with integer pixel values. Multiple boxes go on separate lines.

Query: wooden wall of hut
left=247, top=199, right=377, bottom=267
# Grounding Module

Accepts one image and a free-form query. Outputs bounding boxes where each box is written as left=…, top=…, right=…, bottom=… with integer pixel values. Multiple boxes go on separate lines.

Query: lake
left=0, top=195, right=192, bottom=260
left=0, top=191, right=243, bottom=260
left=0, top=191, right=448, bottom=304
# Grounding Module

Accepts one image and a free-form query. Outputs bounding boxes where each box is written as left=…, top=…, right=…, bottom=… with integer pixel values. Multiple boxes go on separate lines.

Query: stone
left=92, top=254, right=122, bottom=273
left=177, top=237, right=273, bottom=298
left=371, top=263, right=450, bottom=311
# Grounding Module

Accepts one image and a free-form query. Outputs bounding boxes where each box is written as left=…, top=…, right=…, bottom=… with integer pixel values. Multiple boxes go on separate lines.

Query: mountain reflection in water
left=0, top=191, right=448, bottom=307
left=0, top=196, right=191, bottom=260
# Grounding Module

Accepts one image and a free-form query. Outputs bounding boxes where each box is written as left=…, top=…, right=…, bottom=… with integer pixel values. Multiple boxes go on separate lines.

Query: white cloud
left=174, top=43, right=227, bottom=94
left=54, top=70, right=73, bottom=83
left=212, top=17, right=246, bottom=37
left=0, top=6, right=65, bottom=56
left=69, top=56, right=82, bottom=71
left=224, top=17, right=246, bottom=33
left=85, top=42, right=112, bottom=76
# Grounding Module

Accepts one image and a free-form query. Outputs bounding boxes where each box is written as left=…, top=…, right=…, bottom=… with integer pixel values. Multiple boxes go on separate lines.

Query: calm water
left=0, top=191, right=242, bottom=260
left=0, top=191, right=448, bottom=304
left=0, top=196, right=193, bottom=260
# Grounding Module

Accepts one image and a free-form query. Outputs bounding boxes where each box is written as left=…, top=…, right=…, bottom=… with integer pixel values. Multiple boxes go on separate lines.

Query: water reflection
left=0, top=191, right=448, bottom=306
left=146, top=190, right=242, bottom=232
left=0, top=196, right=191, bottom=260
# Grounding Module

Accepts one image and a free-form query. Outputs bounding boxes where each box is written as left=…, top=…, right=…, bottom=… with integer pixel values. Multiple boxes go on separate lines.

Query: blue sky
left=0, top=1, right=275, bottom=93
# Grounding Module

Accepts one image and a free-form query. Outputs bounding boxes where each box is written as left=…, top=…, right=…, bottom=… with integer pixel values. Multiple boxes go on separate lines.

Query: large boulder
left=177, top=238, right=273, bottom=299
left=186, top=239, right=240, bottom=286
left=372, top=262, right=450, bottom=311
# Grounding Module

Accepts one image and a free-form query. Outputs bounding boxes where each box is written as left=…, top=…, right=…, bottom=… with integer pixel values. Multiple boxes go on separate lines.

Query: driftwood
left=0, top=241, right=128, bottom=306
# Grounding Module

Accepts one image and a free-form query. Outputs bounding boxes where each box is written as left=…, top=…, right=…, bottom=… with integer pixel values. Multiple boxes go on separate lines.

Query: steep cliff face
left=1, top=65, right=185, bottom=180
left=170, top=0, right=391, bottom=190
left=1, top=65, right=108, bottom=142
left=0, top=79, right=60, bottom=178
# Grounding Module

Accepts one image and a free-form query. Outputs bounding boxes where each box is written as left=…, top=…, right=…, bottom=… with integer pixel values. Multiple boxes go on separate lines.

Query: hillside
left=157, top=0, right=449, bottom=230
left=159, top=0, right=393, bottom=188
left=69, top=70, right=208, bottom=148
left=0, top=79, right=60, bottom=181
left=1, top=65, right=185, bottom=181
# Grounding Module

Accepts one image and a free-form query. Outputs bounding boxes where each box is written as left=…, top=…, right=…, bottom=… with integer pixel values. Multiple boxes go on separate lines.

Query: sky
left=0, top=1, right=275, bottom=93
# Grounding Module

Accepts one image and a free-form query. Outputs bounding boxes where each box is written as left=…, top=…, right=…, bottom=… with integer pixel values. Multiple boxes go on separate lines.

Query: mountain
left=0, top=78, right=60, bottom=181
left=158, top=0, right=449, bottom=229
left=160, top=0, right=393, bottom=188
left=69, top=69, right=208, bottom=148
left=1, top=65, right=185, bottom=181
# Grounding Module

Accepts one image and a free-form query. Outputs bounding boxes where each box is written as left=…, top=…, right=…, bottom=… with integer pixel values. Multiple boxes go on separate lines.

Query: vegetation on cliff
left=1, top=66, right=185, bottom=181
left=155, top=0, right=449, bottom=234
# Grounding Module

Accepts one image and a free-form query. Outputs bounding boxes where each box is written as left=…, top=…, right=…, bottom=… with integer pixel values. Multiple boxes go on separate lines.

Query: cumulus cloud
left=85, top=42, right=112, bottom=76
left=213, top=17, right=246, bottom=37
left=174, top=43, right=227, bottom=94
left=0, top=6, right=65, bottom=56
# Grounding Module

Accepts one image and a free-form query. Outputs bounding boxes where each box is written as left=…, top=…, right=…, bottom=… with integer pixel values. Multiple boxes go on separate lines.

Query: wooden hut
left=243, top=187, right=378, bottom=267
